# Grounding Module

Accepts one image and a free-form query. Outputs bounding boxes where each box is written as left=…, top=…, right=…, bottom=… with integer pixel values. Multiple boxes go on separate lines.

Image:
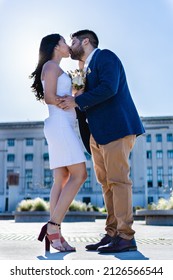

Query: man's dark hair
left=71, top=29, right=99, bottom=48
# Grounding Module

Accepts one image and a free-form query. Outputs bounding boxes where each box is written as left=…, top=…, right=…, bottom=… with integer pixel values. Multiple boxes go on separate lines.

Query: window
left=44, top=169, right=53, bottom=188
left=146, top=151, right=152, bottom=159
left=167, top=150, right=173, bottom=159
left=25, top=154, right=33, bottom=161
left=157, top=167, right=163, bottom=187
left=7, top=139, right=15, bottom=146
left=26, top=138, right=33, bottom=146
left=7, top=154, right=15, bottom=162
left=147, top=167, right=153, bottom=187
left=156, top=150, right=163, bottom=159
left=83, top=197, right=91, bottom=204
left=148, top=197, right=153, bottom=204
left=129, top=166, right=132, bottom=179
left=156, top=134, right=162, bottom=142
left=82, top=168, right=91, bottom=189
left=43, top=153, right=49, bottom=161
left=44, top=138, right=48, bottom=145
left=167, top=133, right=173, bottom=142
left=129, top=152, right=132, bottom=160
left=146, top=134, right=151, bottom=142
left=25, top=169, right=33, bottom=189
left=168, top=166, right=173, bottom=187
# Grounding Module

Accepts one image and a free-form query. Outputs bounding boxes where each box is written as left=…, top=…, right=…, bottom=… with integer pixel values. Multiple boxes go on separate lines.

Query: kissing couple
left=30, top=29, right=145, bottom=253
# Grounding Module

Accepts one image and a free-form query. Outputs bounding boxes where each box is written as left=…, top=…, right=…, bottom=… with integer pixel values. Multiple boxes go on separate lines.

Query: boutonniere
left=68, top=68, right=91, bottom=90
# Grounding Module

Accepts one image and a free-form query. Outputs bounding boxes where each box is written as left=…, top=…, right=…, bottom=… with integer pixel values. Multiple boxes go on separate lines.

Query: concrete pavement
left=0, top=219, right=173, bottom=260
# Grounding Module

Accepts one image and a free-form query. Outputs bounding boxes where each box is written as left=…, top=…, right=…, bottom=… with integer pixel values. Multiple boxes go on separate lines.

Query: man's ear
left=82, top=38, right=89, bottom=45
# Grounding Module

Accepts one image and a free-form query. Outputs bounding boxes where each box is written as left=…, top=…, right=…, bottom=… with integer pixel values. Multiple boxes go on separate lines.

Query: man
left=59, top=30, right=145, bottom=253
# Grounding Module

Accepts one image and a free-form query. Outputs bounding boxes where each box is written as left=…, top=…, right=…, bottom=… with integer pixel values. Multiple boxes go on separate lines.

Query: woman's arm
left=41, top=61, right=62, bottom=105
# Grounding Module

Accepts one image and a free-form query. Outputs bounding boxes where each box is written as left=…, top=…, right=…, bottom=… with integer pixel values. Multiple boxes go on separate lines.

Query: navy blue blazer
left=75, top=49, right=145, bottom=154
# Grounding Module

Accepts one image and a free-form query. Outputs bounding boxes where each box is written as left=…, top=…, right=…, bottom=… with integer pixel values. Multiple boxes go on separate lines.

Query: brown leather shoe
left=85, top=234, right=112, bottom=251
left=98, top=236, right=137, bottom=253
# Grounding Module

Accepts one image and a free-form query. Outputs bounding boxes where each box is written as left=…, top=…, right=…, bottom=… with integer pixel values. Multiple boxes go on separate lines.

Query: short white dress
left=43, top=72, right=86, bottom=169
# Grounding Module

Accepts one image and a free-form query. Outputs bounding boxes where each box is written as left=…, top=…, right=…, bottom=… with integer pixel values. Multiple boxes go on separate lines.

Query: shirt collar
left=84, top=48, right=98, bottom=69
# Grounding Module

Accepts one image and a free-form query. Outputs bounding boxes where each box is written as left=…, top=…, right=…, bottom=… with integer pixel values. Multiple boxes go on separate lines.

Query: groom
left=59, top=29, right=145, bottom=253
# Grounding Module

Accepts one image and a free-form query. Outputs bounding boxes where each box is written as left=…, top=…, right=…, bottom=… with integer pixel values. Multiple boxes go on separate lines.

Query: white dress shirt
left=84, top=48, right=98, bottom=71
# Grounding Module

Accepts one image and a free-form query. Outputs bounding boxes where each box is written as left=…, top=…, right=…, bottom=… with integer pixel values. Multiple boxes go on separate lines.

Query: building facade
left=0, top=116, right=173, bottom=212
left=142, top=116, right=173, bottom=205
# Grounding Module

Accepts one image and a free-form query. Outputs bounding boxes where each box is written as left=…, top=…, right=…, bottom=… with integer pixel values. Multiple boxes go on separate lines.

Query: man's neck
left=82, top=46, right=95, bottom=62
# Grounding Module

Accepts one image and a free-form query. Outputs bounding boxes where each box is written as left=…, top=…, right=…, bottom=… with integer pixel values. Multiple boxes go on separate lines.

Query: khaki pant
left=90, top=134, right=136, bottom=240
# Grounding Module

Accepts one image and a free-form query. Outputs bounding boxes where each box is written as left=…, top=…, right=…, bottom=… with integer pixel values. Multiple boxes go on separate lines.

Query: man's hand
left=56, top=95, right=78, bottom=110
left=73, top=87, right=84, bottom=97
left=55, top=96, right=64, bottom=106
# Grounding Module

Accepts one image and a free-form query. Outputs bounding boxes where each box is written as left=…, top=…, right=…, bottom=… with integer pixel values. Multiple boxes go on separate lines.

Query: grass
left=16, top=197, right=49, bottom=212
left=148, top=192, right=173, bottom=210
left=16, top=198, right=104, bottom=212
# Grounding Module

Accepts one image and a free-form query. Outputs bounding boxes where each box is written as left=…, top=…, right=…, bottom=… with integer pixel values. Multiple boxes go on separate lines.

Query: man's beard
left=70, top=44, right=85, bottom=60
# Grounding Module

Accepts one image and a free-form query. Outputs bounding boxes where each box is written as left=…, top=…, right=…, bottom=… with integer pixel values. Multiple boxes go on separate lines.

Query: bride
left=30, top=33, right=87, bottom=252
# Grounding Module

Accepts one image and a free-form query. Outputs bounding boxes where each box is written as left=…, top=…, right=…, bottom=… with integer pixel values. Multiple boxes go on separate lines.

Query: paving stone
left=0, top=219, right=172, bottom=260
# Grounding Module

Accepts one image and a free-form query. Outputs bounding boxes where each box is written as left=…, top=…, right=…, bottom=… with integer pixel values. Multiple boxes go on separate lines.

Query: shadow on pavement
left=37, top=251, right=73, bottom=260
left=98, top=250, right=149, bottom=260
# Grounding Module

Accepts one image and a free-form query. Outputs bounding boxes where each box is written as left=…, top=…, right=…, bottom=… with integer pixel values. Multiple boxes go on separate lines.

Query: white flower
left=72, top=75, right=85, bottom=87
left=68, top=68, right=91, bottom=90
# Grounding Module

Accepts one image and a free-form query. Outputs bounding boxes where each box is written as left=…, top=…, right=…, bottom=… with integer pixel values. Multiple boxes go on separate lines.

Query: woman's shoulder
left=43, top=61, right=62, bottom=74
left=41, top=61, right=63, bottom=80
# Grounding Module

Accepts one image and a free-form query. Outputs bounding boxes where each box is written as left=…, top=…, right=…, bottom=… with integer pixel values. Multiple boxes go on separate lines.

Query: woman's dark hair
left=30, top=33, right=61, bottom=100
left=71, top=29, right=99, bottom=48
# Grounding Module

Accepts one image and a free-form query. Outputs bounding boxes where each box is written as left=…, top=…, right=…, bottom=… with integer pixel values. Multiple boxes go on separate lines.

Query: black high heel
left=38, top=221, right=65, bottom=252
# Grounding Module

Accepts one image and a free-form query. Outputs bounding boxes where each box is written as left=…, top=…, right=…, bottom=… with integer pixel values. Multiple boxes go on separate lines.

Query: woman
left=30, top=34, right=87, bottom=252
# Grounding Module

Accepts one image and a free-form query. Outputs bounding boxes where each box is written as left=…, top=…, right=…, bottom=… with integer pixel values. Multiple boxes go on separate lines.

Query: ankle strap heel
left=48, top=220, right=60, bottom=227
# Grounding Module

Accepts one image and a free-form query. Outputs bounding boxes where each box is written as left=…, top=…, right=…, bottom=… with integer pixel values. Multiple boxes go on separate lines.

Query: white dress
left=43, top=72, right=86, bottom=169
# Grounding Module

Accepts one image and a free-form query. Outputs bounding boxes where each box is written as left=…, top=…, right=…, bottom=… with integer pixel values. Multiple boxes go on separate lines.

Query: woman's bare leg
left=47, top=167, right=69, bottom=251
left=49, top=167, right=69, bottom=217
left=48, top=162, right=87, bottom=250
left=51, top=162, right=87, bottom=223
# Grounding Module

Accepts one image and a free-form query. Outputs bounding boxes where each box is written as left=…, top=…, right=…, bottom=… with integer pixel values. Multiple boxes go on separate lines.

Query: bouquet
left=68, top=68, right=91, bottom=91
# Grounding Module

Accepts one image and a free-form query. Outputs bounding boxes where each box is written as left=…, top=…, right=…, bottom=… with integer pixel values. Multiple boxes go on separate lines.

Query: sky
left=0, top=0, right=173, bottom=122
